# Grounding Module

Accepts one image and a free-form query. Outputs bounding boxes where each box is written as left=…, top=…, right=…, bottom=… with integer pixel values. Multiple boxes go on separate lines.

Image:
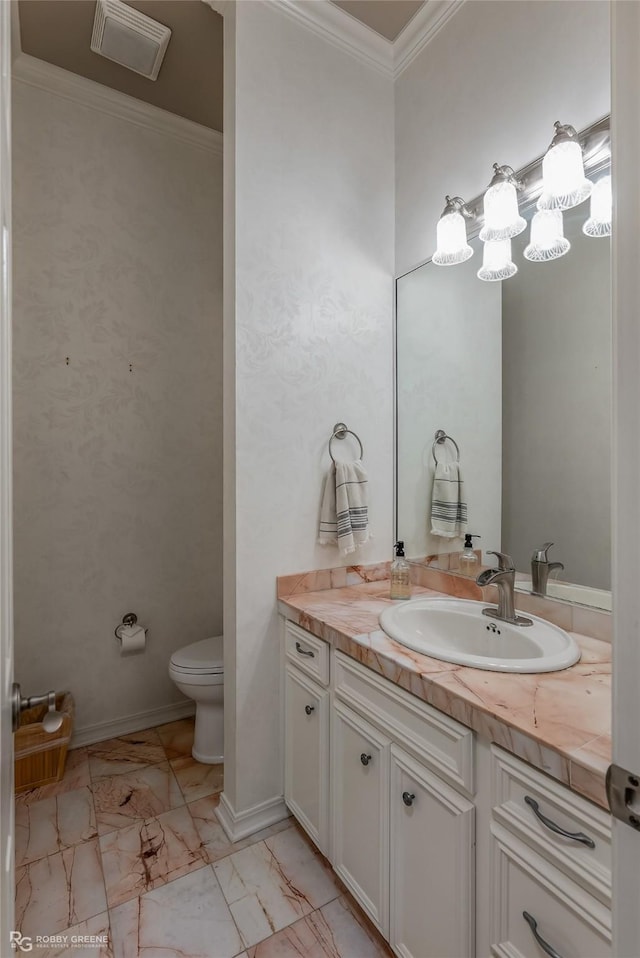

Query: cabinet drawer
left=490, top=824, right=611, bottom=958
left=284, top=621, right=330, bottom=686
left=333, top=651, right=473, bottom=796
left=491, top=746, right=611, bottom=907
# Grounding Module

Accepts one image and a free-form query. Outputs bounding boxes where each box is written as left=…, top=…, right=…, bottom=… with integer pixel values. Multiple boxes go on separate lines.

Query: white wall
left=12, top=81, right=223, bottom=735
left=224, top=1, right=395, bottom=817
left=395, top=0, right=611, bottom=276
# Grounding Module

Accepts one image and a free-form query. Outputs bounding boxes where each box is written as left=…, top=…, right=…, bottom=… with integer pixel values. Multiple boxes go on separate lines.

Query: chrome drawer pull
left=402, top=791, right=416, bottom=807
left=523, top=912, right=564, bottom=958
left=304, top=705, right=315, bottom=715
left=524, top=796, right=596, bottom=848
left=360, top=753, right=372, bottom=766
left=295, top=641, right=315, bottom=658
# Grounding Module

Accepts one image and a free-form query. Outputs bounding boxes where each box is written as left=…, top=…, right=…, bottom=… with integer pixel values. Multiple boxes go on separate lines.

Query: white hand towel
left=430, top=459, right=468, bottom=538
left=318, top=460, right=370, bottom=556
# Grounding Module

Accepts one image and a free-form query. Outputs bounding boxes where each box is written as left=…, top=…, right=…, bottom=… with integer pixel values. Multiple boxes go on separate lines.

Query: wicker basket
left=14, top=692, right=74, bottom=793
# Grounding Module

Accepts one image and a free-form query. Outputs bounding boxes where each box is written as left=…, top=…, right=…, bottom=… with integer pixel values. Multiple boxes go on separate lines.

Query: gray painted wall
left=12, top=81, right=223, bottom=734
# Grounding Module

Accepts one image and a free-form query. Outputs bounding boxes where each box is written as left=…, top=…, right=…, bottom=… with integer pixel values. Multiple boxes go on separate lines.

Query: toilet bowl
left=169, top=635, right=223, bottom=764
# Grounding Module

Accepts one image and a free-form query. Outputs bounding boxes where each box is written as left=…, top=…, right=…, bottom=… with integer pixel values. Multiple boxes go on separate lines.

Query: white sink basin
left=379, top=597, right=581, bottom=673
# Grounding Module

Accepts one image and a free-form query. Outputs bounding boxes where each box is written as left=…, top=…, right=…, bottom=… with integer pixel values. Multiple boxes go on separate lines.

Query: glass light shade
left=478, top=180, right=526, bottom=242
left=477, top=239, right=517, bottom=282
left=583, top=175, right=612, bottom=237
left=523, top=210, right=571, bottom=262
left=538, top=140, right=592, bottom=211
left=432, top=211, right=473, bottom=265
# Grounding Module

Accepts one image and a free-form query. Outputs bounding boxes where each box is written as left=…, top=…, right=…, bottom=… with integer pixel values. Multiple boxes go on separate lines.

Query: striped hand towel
left=318, top=460, right=370, bottom=556
left=430, top=459, right=468, bottom=538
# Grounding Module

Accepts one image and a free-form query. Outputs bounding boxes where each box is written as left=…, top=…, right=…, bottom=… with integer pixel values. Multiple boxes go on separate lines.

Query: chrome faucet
left=476, top=551, right=533, bottom=627
left=531, top=542, right=564, bottom=597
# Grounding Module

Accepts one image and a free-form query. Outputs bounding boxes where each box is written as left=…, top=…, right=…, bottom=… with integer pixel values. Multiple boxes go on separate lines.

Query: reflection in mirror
left=396, top=153, right=611, bottom=611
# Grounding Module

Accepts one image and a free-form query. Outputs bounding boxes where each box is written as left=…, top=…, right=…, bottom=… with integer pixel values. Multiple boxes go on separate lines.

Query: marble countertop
left=277, top=579, right=611, bottom=810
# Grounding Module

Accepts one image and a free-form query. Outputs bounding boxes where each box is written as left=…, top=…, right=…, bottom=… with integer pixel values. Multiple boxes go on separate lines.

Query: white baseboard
left=215, top=790, right=290, bottom=842
left=71, top=701, right=196, bottom=748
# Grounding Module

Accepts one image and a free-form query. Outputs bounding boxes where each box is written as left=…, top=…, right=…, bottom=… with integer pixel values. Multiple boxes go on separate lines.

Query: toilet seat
left=170, top=636, right=223, bottom=674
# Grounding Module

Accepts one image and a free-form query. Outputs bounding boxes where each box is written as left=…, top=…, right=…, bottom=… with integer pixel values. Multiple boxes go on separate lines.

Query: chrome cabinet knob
left=360, top=753, right=372, bottom=766
left=304, top=705, right=315, bottom=715
left=402, top=791, right=416, bottom=807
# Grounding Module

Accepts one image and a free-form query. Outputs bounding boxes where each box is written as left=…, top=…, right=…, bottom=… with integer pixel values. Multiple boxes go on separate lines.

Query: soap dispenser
left=390, top=541, right=411, bottom=600
left=459, top=534, right=481, bottom=577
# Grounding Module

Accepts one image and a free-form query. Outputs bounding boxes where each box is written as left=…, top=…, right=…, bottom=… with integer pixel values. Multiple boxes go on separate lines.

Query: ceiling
left=17, top=0, right=426, bottom=135
left=18, top=0, right=224, bottom=132
left=330, top=0, right=424, bottom=41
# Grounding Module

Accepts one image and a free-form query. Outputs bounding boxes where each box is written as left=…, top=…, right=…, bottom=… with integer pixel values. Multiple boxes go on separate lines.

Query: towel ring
left=329, top=422, right=364, bottom=462
left=432, top=429, right=460, bottom=465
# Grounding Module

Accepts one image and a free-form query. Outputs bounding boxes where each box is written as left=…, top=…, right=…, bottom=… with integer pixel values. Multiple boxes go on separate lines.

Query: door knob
left=360, top=753, right=372, bottom=766
left=402, top=791, right=416, bottom=807
left=12, top=684, right=64, bottom=734
left=304, top=705, right=315, bottom=715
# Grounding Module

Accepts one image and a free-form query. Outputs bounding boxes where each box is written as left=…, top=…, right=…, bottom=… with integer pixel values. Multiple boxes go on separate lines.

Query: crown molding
left=270, top=1, right=394, bottom=78
left=259, top=1, right=464, bottom=82
left=12, top=53, right=223, bottom=155
left=393, top=0, right=465, bottom=79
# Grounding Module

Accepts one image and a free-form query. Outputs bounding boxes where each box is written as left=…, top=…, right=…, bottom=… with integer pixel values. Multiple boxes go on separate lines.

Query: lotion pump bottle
left=459, top=533, right=481, bottom=576
left=390, top=541, right=411, bottom=600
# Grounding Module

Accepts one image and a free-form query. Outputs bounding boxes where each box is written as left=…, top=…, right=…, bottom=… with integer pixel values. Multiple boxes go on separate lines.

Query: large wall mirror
left=396, top=119, right=611, bottom=611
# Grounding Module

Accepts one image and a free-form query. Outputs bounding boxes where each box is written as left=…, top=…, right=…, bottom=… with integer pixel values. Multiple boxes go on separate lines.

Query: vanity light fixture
left=583, top=175, right=612, bottom=237
left=478, top=164, right=526, bottom=243
left=427, top=117, right=610, bottom=281
left=477, top=239, right=517, bottom=282
left=538, top=121, right=592, bottom=212
left=432, top=196, right=474, bottom=265
left=523, top=209, right=570, bottom=262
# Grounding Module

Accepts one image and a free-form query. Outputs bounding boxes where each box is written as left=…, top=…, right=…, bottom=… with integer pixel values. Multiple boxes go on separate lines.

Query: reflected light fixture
left=477, top=239, right=517, bottom=282
left=432, top=196, right=474, bottom=265
left=478, top=164, right=526, bottom=243
left=538, top=121, right=592, bottom=211
left=523, top=209, right=570, bottom=262
left=583, top=175, right=612, bottom=237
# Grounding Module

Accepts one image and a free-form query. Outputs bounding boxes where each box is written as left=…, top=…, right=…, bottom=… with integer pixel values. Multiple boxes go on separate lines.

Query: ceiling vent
left=91, top=0, right=171, bottom=81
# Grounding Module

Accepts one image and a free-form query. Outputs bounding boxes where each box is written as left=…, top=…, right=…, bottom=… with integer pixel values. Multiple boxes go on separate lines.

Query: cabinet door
left=284, top=664, right=329, bottom=853
left=390, top=746, right=475, bottom=958
left=331, top=699, right=390, bottom=935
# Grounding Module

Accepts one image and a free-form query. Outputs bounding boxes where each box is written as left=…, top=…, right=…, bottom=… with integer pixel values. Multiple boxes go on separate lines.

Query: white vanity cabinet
left=281, top=618, right=612, bottom=958
left=283, top=622, right=330, bottom=853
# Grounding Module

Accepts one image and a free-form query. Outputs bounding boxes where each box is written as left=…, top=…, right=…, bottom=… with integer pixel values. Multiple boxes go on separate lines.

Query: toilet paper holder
left=114, top=612, right=147, bottom=643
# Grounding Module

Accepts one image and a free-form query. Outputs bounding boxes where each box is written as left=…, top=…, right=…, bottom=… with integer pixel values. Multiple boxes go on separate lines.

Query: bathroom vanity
left=278, top=571, right=612, bottom=958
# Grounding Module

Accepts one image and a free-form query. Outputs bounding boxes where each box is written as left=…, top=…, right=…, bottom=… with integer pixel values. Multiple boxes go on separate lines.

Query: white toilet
left=168, top=635, right=224, bottom=764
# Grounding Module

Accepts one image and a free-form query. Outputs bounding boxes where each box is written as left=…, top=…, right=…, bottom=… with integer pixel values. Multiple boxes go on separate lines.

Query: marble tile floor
left=15, top=718, right=391, bottom=958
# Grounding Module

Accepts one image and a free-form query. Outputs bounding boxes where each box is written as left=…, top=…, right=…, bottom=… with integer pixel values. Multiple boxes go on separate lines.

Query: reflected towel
left=318, top=460, right=370, bottom=556
left=430, top=459, right=467, bottom=538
